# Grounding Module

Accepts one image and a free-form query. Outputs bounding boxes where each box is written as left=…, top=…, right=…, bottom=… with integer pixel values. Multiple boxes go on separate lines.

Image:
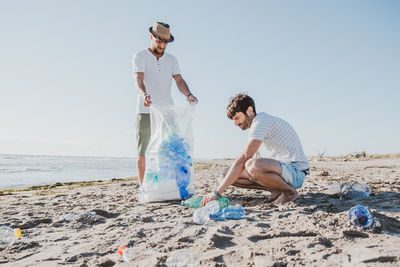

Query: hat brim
left=149, top=27, right=174, bottom=43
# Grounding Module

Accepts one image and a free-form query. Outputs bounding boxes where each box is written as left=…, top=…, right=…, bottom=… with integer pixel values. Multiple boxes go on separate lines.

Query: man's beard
left=240, top=115, right=251, bottom=130
left=152, top=47, right=164, bottom=55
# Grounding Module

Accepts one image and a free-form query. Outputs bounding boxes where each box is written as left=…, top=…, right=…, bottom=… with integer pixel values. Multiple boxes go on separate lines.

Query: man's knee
left=245, top=158, right=281, bottom=178
left=245, top=158, right=258, bottom=178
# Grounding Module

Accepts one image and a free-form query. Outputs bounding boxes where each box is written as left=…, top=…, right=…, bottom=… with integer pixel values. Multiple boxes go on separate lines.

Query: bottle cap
left=14, top=228, right=21, bottom=239
left=117, top=246, right=127, bottom=256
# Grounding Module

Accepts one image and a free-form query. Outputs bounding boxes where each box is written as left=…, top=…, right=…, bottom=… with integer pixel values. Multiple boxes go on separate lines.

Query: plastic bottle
left=329, top=182, right=371, bottom=198
left=193, top=200, right=220, bottom=225
left=348, top=205, right=373, bottom=228
left=0, top=226, right=21, bottom=246
left=144, top=171, right=158, bottom=184
left=59, top=211, right=96, bottom=222
left=181, top=196, right=229, bottom=209
left=211, top=206, right=245, bottom=221
left=117, top=246, right=156, bottom=262
left=176, top=165, right=191, bottom=199
left=166, top=249, right=198, bottom=267
left=347, top=184, right=371, bottom=198
left=59, top=213, right=76, bottom=221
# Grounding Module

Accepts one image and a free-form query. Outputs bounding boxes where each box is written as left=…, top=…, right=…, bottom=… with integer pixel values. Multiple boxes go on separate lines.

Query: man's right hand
left=143, top=94, right=151, bottom=106
left=201, top=192, right=218, bottom=206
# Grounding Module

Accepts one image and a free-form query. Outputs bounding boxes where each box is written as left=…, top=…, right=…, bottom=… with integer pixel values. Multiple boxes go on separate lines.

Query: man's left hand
left=188, top=94, right=198, bottom=103
left=201, top=192, right=218, bottom=206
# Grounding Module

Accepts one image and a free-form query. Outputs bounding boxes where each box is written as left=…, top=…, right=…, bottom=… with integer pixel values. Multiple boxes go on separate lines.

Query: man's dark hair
left=226, top=93, right=256, bottom=119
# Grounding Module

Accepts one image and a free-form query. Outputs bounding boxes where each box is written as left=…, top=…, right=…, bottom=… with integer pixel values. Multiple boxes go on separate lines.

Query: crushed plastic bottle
left=117, top=246, right=156, bottom=262
left=329, top=182, right=371, bottom=198
left=0, top=226, right=21, bottom=246
left=211, top=206, right=245, bottom=221
left=59, top=211, right=96, bottom=222
left=59, top=213, right=76, bottom=221
left=348, top=205, right=373, bottom=228
left=181, top=196, right=229, bottom=209
left=193, top=200, right=220, bottom=225
left=166, top=249, right=198, bottom=267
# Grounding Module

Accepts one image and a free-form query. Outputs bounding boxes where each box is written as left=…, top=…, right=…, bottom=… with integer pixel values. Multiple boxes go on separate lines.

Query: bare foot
left=272, top=190, right=299, bottom=205
left=268, top=191, right=282, bottom=202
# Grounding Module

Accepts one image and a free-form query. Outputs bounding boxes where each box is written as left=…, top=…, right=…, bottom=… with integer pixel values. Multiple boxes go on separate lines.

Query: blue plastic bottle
left=211, top=206, right=245, bottom=221
left=348, top=205, right=372, bottom=228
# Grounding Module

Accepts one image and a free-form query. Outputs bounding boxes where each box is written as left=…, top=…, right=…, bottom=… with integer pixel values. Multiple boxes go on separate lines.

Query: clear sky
left=1, top=0, right=399, bottom=158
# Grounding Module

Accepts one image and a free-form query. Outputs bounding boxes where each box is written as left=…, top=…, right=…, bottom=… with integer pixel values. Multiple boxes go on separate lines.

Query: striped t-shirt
left=248, top=112, right=309, bottom=171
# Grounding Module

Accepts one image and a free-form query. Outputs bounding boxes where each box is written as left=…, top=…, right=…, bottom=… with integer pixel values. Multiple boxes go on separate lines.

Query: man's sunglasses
left=152, top=34, right=169, bottom=43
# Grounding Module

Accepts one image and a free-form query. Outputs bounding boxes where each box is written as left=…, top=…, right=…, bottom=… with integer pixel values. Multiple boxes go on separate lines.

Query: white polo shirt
left=248, top=112, right=309, bottom=171
left=133, top=49, right=181, bottom=114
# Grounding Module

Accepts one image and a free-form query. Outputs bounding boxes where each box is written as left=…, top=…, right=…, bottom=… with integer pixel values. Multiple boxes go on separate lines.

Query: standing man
left=133, top=22, right=198, bottom=185
left=202, top=94, right=309, bottom=205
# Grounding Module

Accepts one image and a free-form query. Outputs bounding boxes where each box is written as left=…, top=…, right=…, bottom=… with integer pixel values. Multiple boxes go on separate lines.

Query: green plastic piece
left=181, top=196, right=229, bottom=209
left=144, top=171, right=158, bottom=184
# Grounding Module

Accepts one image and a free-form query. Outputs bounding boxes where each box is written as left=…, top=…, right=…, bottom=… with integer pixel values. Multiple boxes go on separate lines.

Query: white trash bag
left=139, top=103, right=196, bottom=202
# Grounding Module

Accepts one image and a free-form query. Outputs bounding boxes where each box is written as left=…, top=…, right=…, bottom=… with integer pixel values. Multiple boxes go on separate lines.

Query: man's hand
left=201, top=192, right=218, bottom=206
left=173, top=74, right=197, bottom=103
left=187, top=94, right=198, bottom=103
left=143, top=94, right=151, bottom=106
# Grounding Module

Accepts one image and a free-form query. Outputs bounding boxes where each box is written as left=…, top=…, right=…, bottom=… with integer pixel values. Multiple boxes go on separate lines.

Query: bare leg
left=137, top=156, right=145, bottom=185
left=232, top=178, right=281, bottom=202
left=221, top=167, right=281, bottom=201
left=271, top=190, right=298, bottom=205
left=245, top=158, right=299, bottom=204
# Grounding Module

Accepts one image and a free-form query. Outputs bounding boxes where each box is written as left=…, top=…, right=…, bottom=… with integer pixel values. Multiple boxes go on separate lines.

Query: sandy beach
left=1, top=155, right=399, bottom=266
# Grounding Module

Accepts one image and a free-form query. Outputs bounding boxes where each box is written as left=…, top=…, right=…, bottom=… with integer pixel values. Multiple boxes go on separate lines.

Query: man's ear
left=246, top=106, right=254, bottom=117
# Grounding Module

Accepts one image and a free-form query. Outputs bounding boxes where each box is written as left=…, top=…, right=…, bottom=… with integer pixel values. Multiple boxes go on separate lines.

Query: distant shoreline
left=2, top=153, right=400, bottom=191
left=0, top=160, right=215, bottom=192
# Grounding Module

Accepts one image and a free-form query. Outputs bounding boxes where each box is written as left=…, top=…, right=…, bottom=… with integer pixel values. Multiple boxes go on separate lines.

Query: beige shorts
left=136, top=113, right=150, bottom=156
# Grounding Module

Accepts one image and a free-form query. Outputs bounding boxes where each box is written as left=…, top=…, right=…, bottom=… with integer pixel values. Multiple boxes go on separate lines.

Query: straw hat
left=149, top=22, right=174, bottom=43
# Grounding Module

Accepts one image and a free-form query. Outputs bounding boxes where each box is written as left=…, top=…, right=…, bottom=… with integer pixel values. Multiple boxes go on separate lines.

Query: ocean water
left=0, top=154, right=137, bottom=189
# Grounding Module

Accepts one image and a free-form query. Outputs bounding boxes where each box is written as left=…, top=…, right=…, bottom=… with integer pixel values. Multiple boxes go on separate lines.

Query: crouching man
left=202, top=93, right=309, bottom=206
